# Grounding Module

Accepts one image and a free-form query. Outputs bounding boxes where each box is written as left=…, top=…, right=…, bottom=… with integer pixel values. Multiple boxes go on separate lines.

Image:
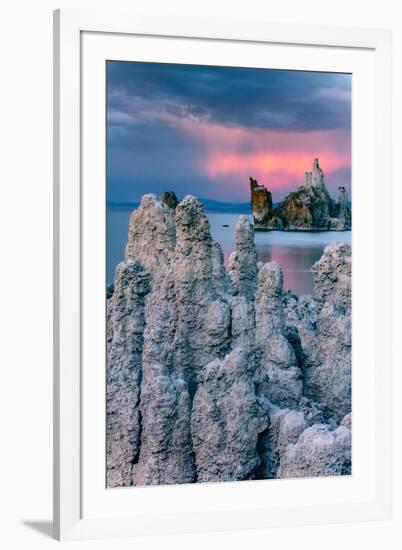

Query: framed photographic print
left=53, top=9, right=392, bottom=540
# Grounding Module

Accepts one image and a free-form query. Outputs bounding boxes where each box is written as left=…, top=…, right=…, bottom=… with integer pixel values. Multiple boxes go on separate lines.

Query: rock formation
left=191, top=348, right=268, bottom=482
left=254, top=263, right=303, bottom=408
left=106, top=194, right=352, bottom=487
left=106, top=260, right=150, bottom=487
left=332, top=186, right=352, bottom=230
left=282, top=242, right=351, bottom=422
left=250, top=177, right=274, bottom=229
left=250, top=158, right=351, bottom=231
left=160, top=191, right=179, bottom=210
left=278, top=419, right=352, bottom=478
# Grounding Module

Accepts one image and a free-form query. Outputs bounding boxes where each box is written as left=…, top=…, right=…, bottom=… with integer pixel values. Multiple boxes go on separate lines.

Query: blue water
left=107, top=208, right=351, bottom=295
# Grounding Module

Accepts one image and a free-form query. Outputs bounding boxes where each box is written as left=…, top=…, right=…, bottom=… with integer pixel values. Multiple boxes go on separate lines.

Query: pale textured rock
left=259, top=405, right=308, bottom=479
left=171, top=196, right=232, bottom=390
left=256, top=397, right=329, bottom=479
left=107, top=194, right=352, bottom=486
left=125, top=196, right=188, bottom=484
left=230, top=296, right=255, bottom=349
left=341, top=412, right=352, bottom=430
left=282, top=243, right=351, bottom=422
left=255, top=262, right=303, bottom=408
left=228, top=215, right=257, bottom=300
left=132, top=363, right=195, bottom=485
left=124, top=194, right=178, bottom=389
left=228, top=216, right=256, bottom=350
left=278, top=422, right=351, bottom=478
left=191, top=348, right=268, bottom=482
left=211, top=241, right=233, bottom=298
left=125, top=194, right=176, bottom=271
left=332, top=186, right=351, bottom=230
left=283, top=291, right=318, bottom=388
left=312, top=242, right=351, bottom=313
left=106, top=260, right=150, bottom=487
left=305, top=243, right=352, bottom=422
left=124, top=195, right=232, bottom=484
left=304, top=158, right=325, bottom=188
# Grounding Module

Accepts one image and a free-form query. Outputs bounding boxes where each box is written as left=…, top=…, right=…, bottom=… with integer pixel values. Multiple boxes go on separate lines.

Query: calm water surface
left=107, top=208, right=351, bottom=295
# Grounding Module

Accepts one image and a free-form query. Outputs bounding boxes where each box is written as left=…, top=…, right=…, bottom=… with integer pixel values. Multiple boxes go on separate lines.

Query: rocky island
left=106, top=193, right=351, bottom=487
left=250, top=158, right=351, bottom=231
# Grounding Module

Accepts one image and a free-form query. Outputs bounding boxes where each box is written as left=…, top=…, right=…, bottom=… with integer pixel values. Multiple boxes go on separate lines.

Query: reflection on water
left=221, top=241, right=327, bottom=295
left=264, top=247, right=322, bottom=296
left=107, top=208, right=352, bottom=296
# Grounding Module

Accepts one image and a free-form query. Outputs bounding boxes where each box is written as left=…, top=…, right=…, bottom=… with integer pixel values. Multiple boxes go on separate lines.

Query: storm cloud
left=107, top=61, right=351, bottom=203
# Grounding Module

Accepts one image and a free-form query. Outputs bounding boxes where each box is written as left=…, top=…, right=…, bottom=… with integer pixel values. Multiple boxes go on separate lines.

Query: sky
left=107, top=61, right=351, bottom=204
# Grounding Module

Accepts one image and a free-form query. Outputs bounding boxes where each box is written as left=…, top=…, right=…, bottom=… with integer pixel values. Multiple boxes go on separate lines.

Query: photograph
left=0, top=1, right=395, bottom=545
left=105, top=61, right=352, bottom=488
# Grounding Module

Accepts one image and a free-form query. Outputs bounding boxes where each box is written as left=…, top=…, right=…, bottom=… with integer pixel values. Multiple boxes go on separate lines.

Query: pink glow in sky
left=178, top=119, right=351, bottom=201
left=107, top=62, right=351, bottom=204
left=205, top=148, right=349, bottom=194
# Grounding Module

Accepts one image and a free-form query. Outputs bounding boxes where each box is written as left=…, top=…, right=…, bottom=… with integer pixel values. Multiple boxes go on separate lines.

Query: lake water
left=107, top=208, right=351, bottom=296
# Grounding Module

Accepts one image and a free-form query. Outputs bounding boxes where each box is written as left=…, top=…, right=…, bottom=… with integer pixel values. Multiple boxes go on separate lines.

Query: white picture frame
left=53, top=8, right=392, bottom=541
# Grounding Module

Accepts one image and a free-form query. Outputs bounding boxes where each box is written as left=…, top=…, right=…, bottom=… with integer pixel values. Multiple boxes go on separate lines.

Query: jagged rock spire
left=250, top=159, right=351, bottom=231
left=228, top=215, right=257, bottom=300
left=249, top=177, right=273, bottom=229
left=304, top=158, right=325, bottom=188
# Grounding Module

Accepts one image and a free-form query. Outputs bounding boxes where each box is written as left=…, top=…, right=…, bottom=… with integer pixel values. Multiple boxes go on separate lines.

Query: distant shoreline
left=107, top=198, right=254, bottom=214
left=107, top=199, right=351, bottom=219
